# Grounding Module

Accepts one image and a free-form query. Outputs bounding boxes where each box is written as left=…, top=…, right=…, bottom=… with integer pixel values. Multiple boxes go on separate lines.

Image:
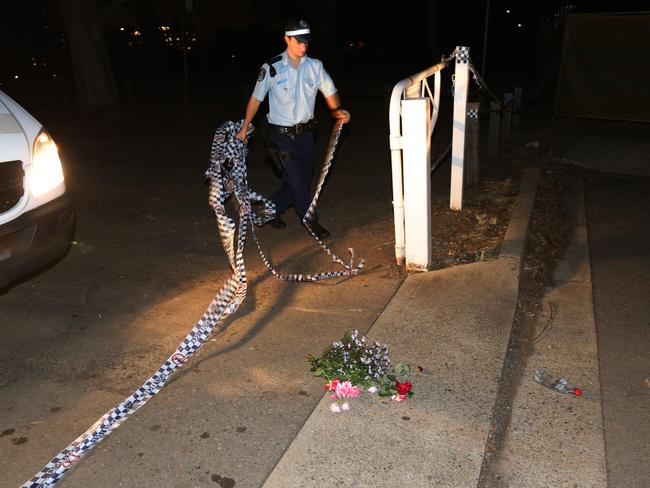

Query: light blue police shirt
left=252, top=51, right=337, bottom=127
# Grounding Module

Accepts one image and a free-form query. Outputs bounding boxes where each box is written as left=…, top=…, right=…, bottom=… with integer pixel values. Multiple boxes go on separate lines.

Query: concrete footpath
left=488, top=177, right=606, bottom=487
left=264, top=257, right=522, bottom=488
left=261, top=170, right=606, bottom=488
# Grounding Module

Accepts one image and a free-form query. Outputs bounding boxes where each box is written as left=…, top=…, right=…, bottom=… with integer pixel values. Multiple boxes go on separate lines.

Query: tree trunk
left=58, top=0, right=119, bottom=113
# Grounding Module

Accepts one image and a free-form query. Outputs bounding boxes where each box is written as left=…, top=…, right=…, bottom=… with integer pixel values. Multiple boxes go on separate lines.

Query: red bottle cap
left=573, top=388, right=583, bottom=396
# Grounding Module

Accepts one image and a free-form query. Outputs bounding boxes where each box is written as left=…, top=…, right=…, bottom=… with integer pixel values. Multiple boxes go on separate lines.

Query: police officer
left=235, top=18, right=351, bottom=240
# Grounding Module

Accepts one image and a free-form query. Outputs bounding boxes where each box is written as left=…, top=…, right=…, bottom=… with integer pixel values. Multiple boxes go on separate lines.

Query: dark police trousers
left=265, top=128, right=317, bottom=222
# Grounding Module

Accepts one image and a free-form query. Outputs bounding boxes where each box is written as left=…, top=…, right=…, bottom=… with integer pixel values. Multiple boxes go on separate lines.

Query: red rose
left=396, top=380, right=412, bottom=396
left=323, top=379, right=340, bottom=392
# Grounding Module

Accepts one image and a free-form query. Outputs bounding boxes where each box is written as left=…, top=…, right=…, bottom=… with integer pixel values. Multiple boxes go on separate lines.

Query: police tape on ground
left=22, top=119, right=363, bottom=487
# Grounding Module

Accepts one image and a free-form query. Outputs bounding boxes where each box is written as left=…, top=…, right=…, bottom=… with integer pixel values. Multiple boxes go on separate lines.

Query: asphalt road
left=584, top=173, right=650, bottom=488
left=0, top=90, right=409, bottom=487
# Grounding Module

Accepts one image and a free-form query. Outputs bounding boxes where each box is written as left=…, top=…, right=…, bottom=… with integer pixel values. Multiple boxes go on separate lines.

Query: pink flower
left=367, top=386, right=378, bottom=393
left=334, top=381, right=361, bottom=399
left=390, top=394, right=407, bottom=402
left=341, top=402, right=350, bottom=411
left=330, top=403, right=341, bottom=413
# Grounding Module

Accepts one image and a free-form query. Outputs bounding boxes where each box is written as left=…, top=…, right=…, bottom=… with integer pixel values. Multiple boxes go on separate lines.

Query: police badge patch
left=258, top=67, right=266, bottom=82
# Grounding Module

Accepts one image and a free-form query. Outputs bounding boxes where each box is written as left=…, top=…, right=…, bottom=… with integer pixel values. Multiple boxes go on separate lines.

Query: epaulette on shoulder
left=266, top=55, right=282, bottom=77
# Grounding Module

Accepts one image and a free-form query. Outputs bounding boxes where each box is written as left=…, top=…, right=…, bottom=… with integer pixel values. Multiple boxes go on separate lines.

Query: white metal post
left=389, top=134, right=405, bottom=265
left=402, top=98, right=432, bottom=271
left=388, top=60, right=448, bottom=265
left=450, top=46, right=470, bottom=210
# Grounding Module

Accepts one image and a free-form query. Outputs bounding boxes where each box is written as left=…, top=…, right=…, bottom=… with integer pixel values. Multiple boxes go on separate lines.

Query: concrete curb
left=479, top=175, right=607, bottom=487
left=499, top=167, right=540, bottom=263
left=260, top=168, right=541, bottom=488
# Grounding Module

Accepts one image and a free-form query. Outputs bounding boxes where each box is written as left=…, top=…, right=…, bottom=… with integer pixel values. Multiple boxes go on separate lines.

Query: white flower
left=330, top=403, right=341, bottom=413
left=367, top=386, right=378, bottom=393
left=341, top=402, right=350, bottom=411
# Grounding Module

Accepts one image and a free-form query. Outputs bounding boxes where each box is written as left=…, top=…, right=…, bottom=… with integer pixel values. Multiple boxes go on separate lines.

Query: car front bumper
left=0, top=194, right=75, bottom=288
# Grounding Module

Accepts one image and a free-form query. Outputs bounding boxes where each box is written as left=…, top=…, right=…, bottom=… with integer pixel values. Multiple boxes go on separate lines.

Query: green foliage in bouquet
left=307, top=330, right=389, bottom=388
left=307, top=330, right=413, bottom=398
left=375, top=362, right=414, bottom=398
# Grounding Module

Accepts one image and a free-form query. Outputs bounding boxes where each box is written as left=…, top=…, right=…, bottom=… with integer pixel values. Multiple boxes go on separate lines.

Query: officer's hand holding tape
left=331, top=106, right=351, bottom=124
left=235, top=127, right=248, bottom=142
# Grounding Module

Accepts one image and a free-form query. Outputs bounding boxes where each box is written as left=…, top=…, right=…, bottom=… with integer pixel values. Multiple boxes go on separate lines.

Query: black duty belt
left=268, top=120, right=316, bottom=136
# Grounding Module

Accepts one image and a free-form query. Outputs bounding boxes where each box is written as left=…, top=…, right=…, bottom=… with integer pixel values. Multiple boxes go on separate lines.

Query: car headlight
left=30, top=129, right=64, bottom=197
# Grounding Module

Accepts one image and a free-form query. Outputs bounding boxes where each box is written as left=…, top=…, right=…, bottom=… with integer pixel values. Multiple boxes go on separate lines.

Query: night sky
left=1, top=1, right=648, bottom=97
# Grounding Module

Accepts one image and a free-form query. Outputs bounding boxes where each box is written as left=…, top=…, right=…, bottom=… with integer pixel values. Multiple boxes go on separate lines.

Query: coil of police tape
left=23, top=119, right=364, bottom=487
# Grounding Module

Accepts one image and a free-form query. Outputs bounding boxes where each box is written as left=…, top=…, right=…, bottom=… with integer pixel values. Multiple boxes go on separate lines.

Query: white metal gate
left=388, top=46, right=471, bottom=270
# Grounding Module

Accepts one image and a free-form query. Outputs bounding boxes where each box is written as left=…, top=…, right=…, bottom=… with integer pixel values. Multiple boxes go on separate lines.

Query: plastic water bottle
left=532, top=369, right=582, bottom=396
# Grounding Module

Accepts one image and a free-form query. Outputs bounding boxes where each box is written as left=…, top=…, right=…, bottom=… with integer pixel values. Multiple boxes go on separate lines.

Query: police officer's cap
left=285, top=19, right=311, bottom=43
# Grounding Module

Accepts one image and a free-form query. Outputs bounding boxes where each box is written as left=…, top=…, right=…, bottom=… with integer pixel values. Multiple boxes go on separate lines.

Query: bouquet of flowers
left=307, top=330, right=414, bottom=412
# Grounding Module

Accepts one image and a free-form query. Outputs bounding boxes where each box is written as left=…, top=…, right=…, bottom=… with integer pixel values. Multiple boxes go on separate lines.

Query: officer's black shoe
left=269, top=215, right=287, bottom=229
left=305, top=220, right=330, bottom=240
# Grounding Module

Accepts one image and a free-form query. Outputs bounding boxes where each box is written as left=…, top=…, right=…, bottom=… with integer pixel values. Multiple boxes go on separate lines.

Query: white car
left=0, top=89, right=74, bottom=288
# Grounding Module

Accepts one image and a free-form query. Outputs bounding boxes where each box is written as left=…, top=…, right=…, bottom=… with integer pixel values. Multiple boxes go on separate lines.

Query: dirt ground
left=426, top=107, right=575, bottom=300
left=429, top=160, right=520, bottom=269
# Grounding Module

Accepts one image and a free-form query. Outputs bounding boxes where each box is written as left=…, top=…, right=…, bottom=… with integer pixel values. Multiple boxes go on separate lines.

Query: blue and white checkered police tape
left=22, top=119, right=363, bottom=487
